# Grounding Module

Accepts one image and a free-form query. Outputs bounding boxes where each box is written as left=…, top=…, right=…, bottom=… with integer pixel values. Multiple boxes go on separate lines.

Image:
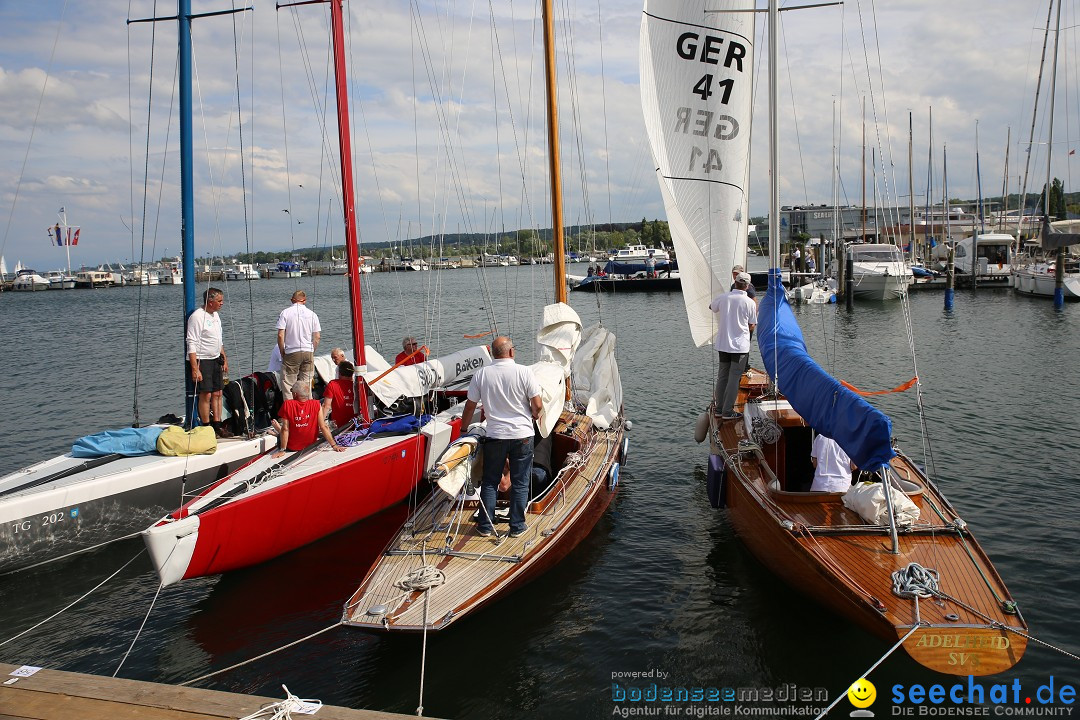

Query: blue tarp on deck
left=757, top=269, right=895, bottom=470
left=72, top=426, right=166, bottom=458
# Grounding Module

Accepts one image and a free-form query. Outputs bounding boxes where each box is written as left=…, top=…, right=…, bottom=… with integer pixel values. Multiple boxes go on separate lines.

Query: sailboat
left=647, top=1, right=1027, bottom=674
left=142, top=0, right=487, bottom=587
left=341, top=0, right=627, bottom=633
left=0, top=3, right=279, bottom=574
left=1011, top=0, right=1080, bottom=304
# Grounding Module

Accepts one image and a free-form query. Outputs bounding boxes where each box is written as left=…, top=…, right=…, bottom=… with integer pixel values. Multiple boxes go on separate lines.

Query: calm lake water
left=0, top=262, right=1077, bottom=718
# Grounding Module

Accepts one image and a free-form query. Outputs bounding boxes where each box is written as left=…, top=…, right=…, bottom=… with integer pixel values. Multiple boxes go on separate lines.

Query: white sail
left=0, top=256, right=6, bottom=279
left=640, top=1, right=754, bottom=347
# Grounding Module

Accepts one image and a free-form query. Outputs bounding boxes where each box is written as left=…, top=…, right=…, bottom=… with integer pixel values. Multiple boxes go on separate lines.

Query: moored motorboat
left=12, top=268, right=50, bottom=291
left=846, top=243, right=913, bottom=300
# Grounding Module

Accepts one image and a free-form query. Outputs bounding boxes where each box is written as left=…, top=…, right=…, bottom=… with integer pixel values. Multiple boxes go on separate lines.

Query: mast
left=541, top=0, right=567, bottom=303
left=179, top=0, right=198, bottom=419
left=908, top=112, right=915, bottom=264
left=767, top=0, right=779, bottom=264
left=327, top=0, right=369, bottom=367
left=1047, top=0, right=1065, bottom=308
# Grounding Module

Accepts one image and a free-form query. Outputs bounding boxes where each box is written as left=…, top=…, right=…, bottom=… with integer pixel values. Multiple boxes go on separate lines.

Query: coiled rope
left=891, top=562, right=940, bottom=599
left=239, top=685, right=322, bottom=720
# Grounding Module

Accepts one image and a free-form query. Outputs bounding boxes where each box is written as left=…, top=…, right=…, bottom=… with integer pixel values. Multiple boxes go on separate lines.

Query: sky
left=0, top=0, right=1075, bottom=271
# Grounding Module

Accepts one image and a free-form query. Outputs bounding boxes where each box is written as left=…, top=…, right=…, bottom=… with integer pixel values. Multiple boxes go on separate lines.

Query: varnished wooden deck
left=0, top=662, right=430, bottom=720
left=707, top=370, right=1027, bottom=675
left=344, top=411, right=622, bottom=631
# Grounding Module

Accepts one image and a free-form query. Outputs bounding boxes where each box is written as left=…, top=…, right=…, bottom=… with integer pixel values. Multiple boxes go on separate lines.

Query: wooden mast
left=541, top=0, right=567, bottom=304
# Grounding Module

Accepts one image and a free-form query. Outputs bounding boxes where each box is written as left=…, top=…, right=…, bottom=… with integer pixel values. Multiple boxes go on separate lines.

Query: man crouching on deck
left=274, top=381, right=345, bottom=458
left=460, top=336, right=542, bottom=539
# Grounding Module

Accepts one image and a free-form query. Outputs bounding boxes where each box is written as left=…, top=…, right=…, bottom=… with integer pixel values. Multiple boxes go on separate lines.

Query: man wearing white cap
left=709, top=272, right=757, bottom=420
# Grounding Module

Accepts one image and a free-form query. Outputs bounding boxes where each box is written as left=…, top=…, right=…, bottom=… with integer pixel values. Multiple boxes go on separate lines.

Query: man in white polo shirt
left=709, top=272, right=757, bottom=420
left=276, top=290, right=322, bottom=400
left=460, top=336, right=542, bottom=538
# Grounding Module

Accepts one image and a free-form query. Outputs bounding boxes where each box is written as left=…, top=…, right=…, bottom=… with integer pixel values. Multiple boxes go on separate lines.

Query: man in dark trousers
left=460, top=336, right=542, bottom=538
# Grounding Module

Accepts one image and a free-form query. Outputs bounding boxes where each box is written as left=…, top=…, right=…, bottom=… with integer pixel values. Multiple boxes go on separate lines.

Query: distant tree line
left=198, top=219, right=674, bottom=264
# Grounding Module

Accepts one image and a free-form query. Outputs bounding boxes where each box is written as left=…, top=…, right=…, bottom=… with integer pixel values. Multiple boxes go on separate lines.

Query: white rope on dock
left=239, top=684, right=323, bottom=720
left=180, top=622, right=342, bottom=686
left=0, top=549, right=146, bottom=649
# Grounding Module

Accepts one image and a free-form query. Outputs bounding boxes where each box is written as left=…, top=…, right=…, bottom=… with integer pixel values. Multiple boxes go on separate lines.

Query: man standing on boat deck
left=186, top=287, right=229, bottom=435
left=710, top=273, right=757, bottom=421
left=276, top=290, right=321, bottom=400
left=730, top=264, right=756, bottom=300
left=459, top=336, right=542, bottom=538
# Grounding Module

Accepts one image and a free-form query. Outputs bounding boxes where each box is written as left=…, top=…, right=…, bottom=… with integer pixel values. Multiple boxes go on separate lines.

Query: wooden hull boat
left=343, top=408, right=624, bottom=632
left=705, top=369, right=1027, bottom=675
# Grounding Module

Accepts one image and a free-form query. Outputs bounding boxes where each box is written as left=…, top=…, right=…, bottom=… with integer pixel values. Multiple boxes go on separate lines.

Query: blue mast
left=179, top=0, right=198, bottom=420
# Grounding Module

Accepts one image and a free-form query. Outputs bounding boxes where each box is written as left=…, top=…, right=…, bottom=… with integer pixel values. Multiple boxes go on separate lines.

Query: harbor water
left=0, top=262, right=1077, bottom=718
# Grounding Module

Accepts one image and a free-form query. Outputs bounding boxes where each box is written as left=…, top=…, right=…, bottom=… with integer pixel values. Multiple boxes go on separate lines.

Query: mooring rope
left=238, top=684, right=323, bottom=720
left=113, top=581, right=164, bottom=677
left=813, top=623, right=923, bottom=720
left=0, top=532, right=142, bottom=577
left=891, top=562, right=940, bottom=598
left=0, top=549, right=145, bottom=648
left=180, top=622, right=342, bottom=686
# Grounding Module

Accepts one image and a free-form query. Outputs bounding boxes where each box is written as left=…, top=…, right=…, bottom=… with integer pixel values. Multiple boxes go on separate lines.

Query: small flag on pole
left=72, top=228, right=80, bottom=246
left=53, top=224, right=62, bottom=246
left=1071, top=149, right=1076, bottom=156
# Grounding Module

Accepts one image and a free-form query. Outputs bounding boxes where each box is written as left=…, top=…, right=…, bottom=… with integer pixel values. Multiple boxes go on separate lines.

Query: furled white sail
left=640, top=1, right=754, bottom=347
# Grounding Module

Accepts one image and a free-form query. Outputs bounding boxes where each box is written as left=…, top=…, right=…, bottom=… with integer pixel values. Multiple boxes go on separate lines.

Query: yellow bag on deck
left=156, top=425, right=218, bottom=456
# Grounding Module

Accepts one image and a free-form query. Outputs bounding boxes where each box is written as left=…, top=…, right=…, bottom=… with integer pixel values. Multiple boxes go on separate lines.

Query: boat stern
left=901, top=624, right=1027, bottom=676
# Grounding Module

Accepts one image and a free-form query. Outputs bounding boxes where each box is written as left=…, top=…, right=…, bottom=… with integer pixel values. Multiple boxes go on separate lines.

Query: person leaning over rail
left=274, top=381, right=344, bottom=458
left=186, top=287, right=230, bottom=437
left=459, top=336, right=542, bottom=538
left=276, top=290, right=321, bottom=400
left=709, top=272, right=757, bottom=421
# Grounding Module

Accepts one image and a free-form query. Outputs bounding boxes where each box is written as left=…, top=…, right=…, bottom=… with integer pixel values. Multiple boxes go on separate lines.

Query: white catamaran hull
left=0, top=434, right=275, bottom=572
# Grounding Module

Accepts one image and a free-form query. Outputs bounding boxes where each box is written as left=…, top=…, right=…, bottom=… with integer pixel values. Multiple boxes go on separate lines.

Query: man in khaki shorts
left=276, top=290, right=321, bottom=400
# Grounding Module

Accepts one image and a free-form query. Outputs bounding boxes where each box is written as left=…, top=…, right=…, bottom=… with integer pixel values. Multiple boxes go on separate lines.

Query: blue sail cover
left=757, top=269, right=895, bottom=470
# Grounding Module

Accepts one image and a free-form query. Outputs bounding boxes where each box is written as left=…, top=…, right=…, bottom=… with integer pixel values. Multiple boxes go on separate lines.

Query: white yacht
left=609, top=243, right=671, bottom=263
left=160, top=261, right=183, bottom=285
left=74, top=270, right=113, bottom=289
left=224, top=263, right=261, bottom=280
left=45, top=270, right=76, bottom=289
left=12, top=269, right=50, bottom=291
left=846, top=243, right=913, bottom=300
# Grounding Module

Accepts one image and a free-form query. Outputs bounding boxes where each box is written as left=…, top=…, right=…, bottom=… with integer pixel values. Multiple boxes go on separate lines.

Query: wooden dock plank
left=0, top=663, right=428, bottom=720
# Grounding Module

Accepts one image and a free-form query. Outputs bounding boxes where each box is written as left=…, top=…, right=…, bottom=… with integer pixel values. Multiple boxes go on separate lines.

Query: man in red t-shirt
left=274, top=381, right=344, bottom=457
left=322, top=360, right=357, bottom=428
left=394, top=336, right=426, bottom=366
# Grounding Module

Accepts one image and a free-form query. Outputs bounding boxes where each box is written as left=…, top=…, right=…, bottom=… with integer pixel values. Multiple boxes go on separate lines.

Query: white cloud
left=0, top=0, right=1071, bottom=270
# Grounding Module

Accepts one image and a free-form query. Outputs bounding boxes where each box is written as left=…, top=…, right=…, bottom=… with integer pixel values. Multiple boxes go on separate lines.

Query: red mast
left=328, top=0, right=370, bottom=421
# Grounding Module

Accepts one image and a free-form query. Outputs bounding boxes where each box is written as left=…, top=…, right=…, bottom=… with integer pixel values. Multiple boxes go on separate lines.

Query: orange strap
left=368, top=345, right=429, bottom=386
left=464, top=330, right=493, bottom=339
left=839, top=376, right=918, bottom=396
